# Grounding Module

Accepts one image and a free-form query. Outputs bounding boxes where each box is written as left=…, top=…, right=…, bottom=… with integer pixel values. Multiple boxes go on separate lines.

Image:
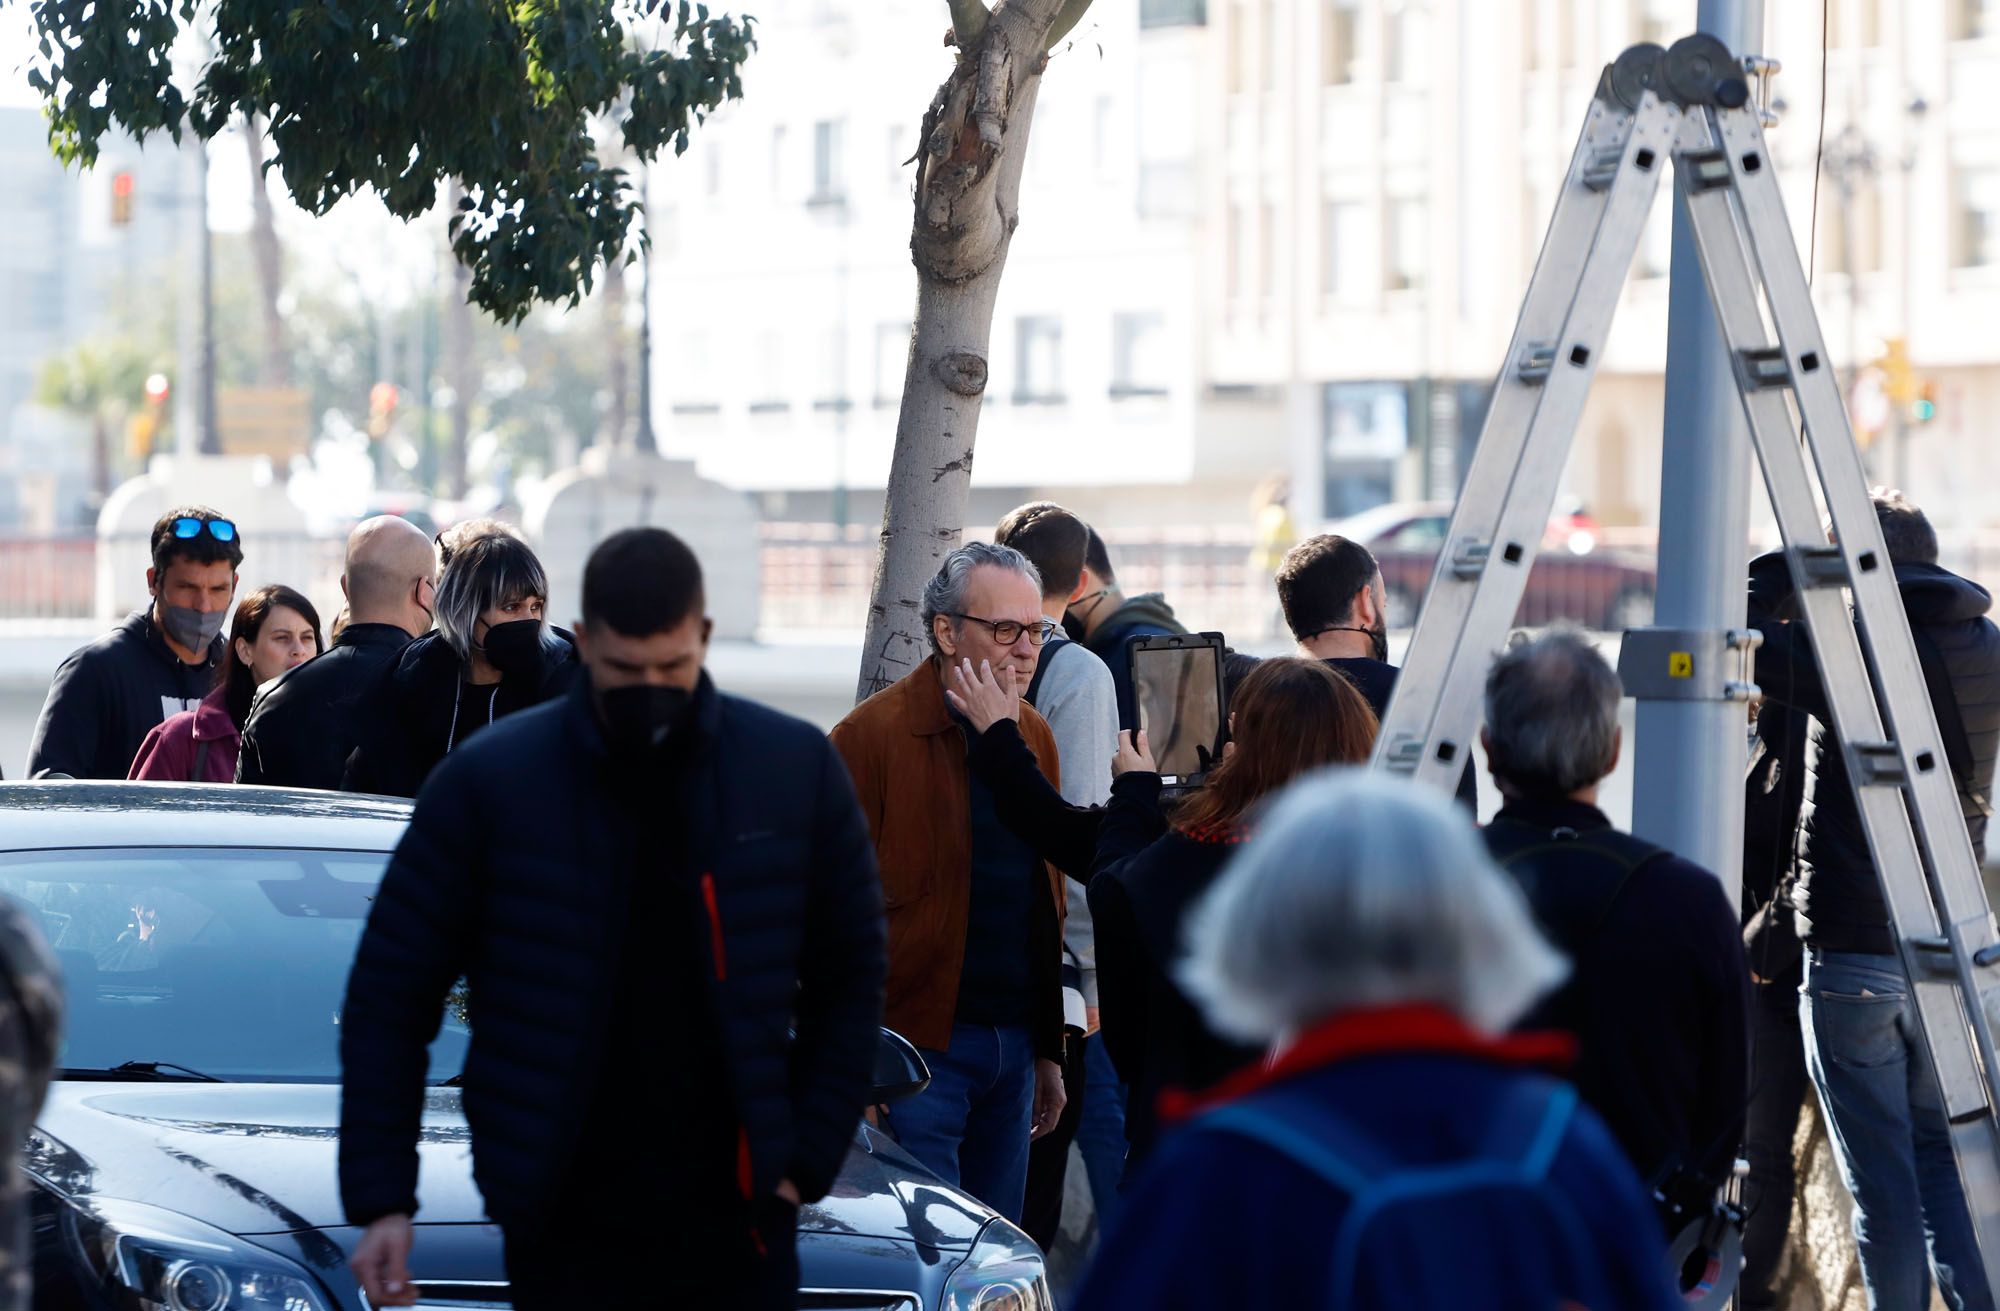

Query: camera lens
left=166, top=1260, right=230, bottom=1311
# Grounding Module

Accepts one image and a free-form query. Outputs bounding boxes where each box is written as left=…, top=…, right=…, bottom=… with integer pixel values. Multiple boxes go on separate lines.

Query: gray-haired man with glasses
left=830, top=541, right=1070, bottom=1225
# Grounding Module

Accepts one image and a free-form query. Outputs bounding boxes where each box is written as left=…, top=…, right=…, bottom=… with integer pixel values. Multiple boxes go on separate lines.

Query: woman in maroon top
left=130, top=584, right=323, bottom=783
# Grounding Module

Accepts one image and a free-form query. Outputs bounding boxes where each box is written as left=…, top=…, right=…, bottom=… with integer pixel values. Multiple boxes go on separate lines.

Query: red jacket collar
left=191, top=686, right=239, bottom=745
left=1160, top=1003, right=1576, bottom=1124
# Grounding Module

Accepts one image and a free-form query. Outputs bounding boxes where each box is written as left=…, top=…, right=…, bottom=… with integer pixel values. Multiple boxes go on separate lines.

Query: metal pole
left=1630, top=0, right=1764, bottom=911
left=635, top=161, right=658, bottom=456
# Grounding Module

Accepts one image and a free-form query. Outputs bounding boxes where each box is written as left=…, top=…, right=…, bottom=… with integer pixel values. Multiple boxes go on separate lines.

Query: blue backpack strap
left=1193, top=1088, right=1392, bottom=1197
left=1476, top=1076, right=1579, bottom=1182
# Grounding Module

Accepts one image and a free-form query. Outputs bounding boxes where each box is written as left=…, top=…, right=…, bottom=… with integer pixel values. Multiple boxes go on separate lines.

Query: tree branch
left=1044, top=0, right=1094, bottom=50
left=947, top=0, right=991, bottom=46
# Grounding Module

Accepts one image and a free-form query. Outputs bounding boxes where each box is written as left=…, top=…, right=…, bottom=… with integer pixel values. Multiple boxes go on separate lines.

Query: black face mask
left=597, top=684, right=696, bottom=760
left=478, top=619, right=543, bottom=677
left=1313, top=623, right=1389, bottom=664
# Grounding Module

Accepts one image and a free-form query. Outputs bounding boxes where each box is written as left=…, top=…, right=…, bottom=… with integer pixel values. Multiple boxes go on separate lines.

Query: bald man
left=237, top=516, right=438, bottom=790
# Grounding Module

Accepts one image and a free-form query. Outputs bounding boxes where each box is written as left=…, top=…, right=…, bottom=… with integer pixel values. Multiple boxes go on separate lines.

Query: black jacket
left=1087, top=794, right=1265, bottom=1166
left=342, top=628, right=580, bottom=798
left=27, top=610, right=223, bottom=780
left=338, top=674, right=886, bottom=1228
left=237, top=624, right=414, bottom=791
left=963, top=719, right=1169, bottom=881
left=1484, top=800, right=1750, bottom=1192
left=1742, top=697, right=1810, bottom=985
left=1084, top=594, right=1188, bottom=732
left=1749, top=554, right=2000, bottom=954
left=1323, top=656, right=1480, bottom=811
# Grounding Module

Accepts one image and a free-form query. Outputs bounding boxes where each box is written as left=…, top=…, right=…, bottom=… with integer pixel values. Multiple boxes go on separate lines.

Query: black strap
left=1486, top=818, right=1670, bottom=949
left=192, top=739, right=210, bottom=783
left=1024, top=636, right=1071, bottom=709
left=1910, top=625, right=1993, bottom=820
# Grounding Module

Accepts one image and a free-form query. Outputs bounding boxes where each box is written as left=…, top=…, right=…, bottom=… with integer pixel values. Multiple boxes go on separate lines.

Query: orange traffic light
left=368, top=382, right=400, bottom=439
left=111, top=170, right=134, bottom=226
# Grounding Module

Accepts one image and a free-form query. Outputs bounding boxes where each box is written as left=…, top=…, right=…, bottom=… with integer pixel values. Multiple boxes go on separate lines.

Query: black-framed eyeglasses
left=171, top=516, right=237, bottom=544
left=952, top=614, right=1059, bottom=646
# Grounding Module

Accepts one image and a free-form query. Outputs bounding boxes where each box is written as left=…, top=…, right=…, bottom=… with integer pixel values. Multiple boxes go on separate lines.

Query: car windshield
left=0, top=847, right=467, bottom=1085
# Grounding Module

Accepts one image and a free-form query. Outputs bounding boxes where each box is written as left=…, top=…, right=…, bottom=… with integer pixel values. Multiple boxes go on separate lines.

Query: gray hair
left=1177, top=770, right=1567, bottom=1042
left=1871, top=487, right=1938, bottom=565
left=433, top=531, right=558, bottom=664
left=919, top=542, right=1043, bottom=656
left=1483, top=628, right=1621, bottom=799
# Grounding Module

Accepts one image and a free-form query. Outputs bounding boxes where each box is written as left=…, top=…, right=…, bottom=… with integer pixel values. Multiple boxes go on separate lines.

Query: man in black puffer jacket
left=1749, top=490, right=2000, bottom=1311
left=339, top=528, right=886, bottom=1311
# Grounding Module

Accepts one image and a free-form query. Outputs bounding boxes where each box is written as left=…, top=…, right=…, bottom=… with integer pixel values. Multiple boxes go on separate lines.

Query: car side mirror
left=872, top=1028, right=930, bottom=1105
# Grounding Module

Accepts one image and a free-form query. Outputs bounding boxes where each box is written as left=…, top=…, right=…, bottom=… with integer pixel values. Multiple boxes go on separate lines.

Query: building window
left=1140, top=0, right=1207, bottom=26
left=1322, top=199, right=1367, bottom=301
left=1227, top=203, right=1249, bottom=303
left=1112, top=313, right=1170, bottom=398
left=1384, top=1, right=1421, bottom=84
left=1958, top=0, right=2000, bottom=38
left=1259, top=202, right=1279, bottom=301
left=1014, top=317, right=1065, bottom=404
left=874, top=322, right=910, bottom=407
left=669, top=332, right=720, bottom=414
left=811, top=120, right=846, bottom=205
left=815, top=326, right=850, bottom=410
left=1829, top=0, right=1883, bottom=47
left=1386, top=198, right=1428, bottom=292
left=1954, top=169, right=2000, bottom=266
left=1261, top=0, right=1283, bottom=91
left=1323, top=0, right=1360, bottom=85
left=748, top=331, right=789, bottom=413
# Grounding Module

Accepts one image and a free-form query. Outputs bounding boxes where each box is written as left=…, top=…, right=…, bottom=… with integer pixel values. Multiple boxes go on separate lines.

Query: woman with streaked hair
left=1070, top=772, right=1678, bottom=1311
left=1087, top=655, right=1377, bottom=1166
left=343, top=529, right=577, bottom=797
left=130, top=584, right=323, bottom=783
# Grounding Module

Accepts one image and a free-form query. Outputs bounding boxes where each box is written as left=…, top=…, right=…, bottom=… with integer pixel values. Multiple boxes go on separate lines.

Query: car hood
left=28, top=1083, right=991, bottom=1250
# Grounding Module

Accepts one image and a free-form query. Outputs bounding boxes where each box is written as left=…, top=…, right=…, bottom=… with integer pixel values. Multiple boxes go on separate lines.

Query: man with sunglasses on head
left=28, top=507, right=242, bottom=780
left=237, top=516, right=439, bottom=790
left=830, top=542, right=1069, bottom=1225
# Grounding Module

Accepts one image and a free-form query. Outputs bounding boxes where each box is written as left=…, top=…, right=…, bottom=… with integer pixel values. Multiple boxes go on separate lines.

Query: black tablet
left=1127, top=631, right=1229, bottom=792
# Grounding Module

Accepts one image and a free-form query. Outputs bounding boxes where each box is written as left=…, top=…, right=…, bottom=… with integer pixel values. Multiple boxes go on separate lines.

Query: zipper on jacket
left=700, top=872, right=727, bottom=980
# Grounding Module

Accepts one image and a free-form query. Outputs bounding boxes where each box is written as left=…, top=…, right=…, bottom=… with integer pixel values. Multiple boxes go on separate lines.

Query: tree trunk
left=243, top=115, right=293, bottom=388
left=444, top=182, right=474, bottom=499
left=853, top=0, right=1091, bottom=703
left=602, top=248, right=631, bottom=451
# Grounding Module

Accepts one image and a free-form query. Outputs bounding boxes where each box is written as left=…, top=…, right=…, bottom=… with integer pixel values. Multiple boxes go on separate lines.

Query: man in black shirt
left=28, top=506, right=240, bottom=779
left=1274, top=533, right=1478, bottom=810
left=340, top=528, right=885, bottom=1310
left=1065, top=526, right=1188, bottom=732
left=237, top=515, right=437, bottom=789
left=1478, top=629, right=1750, bottom=1223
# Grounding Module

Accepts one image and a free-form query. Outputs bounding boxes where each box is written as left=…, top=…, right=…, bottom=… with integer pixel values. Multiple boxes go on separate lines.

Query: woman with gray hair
left=1069, top=771, right=1678, bottom=1311
left=344, top=528, right=578, bottom=797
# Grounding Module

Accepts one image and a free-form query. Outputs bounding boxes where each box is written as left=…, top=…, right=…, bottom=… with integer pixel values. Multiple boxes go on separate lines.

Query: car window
left=1379, top=517, right=1449, bottom=553
left=0, top=848, right=467, bottom=1085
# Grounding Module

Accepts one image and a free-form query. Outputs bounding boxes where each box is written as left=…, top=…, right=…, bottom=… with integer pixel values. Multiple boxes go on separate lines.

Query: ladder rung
left=1851, top=742, right=1908, bottom=787
left=1793, top=546, right=1850, bottom=588
left=1517, top=344, right=1557, bottom=383
left=1679, top=148, right=1734, bottom=192
left=1736, top=347, right=1791, bottom=390
left=1449, top=541, right=1491, bottom=580
left=1582, top=146, right=1628, bottom=191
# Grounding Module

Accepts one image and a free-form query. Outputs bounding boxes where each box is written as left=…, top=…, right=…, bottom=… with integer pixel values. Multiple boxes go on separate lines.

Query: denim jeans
left=884, top=1022, right=1036, bottom=1223
left=1803, top=949, right=1995, bottom=1311
left=1075, top=1035, right=1130, bottom=1227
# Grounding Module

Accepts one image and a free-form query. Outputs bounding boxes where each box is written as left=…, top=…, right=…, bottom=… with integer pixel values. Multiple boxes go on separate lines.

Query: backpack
left=1482, top=820, right=1670, bottom=1036
left=1196, top=1078, right=1620, bottom=1308
left=1023, top=635, right=1072, bottom=710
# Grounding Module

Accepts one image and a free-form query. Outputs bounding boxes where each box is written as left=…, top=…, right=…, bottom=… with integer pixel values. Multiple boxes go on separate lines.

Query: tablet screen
left=1132, top=642, right=1223, bottom=781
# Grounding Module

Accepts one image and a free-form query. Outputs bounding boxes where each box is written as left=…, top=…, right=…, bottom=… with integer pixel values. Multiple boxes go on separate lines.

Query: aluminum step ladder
left=1370, top=32, right=2000, bottom=1276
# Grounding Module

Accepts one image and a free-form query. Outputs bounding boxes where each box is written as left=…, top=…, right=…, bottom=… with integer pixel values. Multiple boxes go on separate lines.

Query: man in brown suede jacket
left=831, top=541, right=1069, bottom=1225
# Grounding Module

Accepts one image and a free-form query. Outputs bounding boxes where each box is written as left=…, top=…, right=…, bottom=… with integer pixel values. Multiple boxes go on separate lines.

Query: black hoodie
left=1749, top=554, right=2000, bottom=954
left=27, top=610, right=223, bottom=780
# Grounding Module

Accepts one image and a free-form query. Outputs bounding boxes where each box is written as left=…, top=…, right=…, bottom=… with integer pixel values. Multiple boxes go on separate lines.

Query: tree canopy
left=26, top=0, right=753, bottom=322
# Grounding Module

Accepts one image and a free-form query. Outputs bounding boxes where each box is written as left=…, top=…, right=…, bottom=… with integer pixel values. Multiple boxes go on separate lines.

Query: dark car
left=5, top=783, right=1053, bottom=1311
left=1338, top=501, right=1658, bottom=632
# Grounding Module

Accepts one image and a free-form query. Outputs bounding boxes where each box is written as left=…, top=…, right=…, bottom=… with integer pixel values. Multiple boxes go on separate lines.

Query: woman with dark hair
left=130, top=585, right=323, bottom=783
left=343, top=527, right=578, bottom=797
left=1087, top=656, right=1378, bottom=1166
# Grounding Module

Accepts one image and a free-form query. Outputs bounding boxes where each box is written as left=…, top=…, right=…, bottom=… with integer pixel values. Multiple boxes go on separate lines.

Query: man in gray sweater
left=995, top=502, right=1125, bottom=1248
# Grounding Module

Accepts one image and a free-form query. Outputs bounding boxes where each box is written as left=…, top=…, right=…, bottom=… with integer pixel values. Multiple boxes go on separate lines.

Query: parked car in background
left=1334, top=501, right=1658, bottom=632
left=8, top=783, right=1052, bottom=1311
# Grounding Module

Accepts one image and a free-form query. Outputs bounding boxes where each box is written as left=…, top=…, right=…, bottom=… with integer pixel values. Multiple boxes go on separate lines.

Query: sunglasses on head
left=171, top=517, right=237, bottom=544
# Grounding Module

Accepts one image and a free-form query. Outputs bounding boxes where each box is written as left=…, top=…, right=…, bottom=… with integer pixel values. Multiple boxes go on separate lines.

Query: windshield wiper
left=62, top=1061, right=227, bottom=1083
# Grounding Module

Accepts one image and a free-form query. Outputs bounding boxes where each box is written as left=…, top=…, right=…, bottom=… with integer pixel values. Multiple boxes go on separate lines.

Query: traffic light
left=1912, top=380, right=1938, bottom=425
left=368, top=382, right=399, bottom=439
left=111, top=170, right=134, bottom=226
